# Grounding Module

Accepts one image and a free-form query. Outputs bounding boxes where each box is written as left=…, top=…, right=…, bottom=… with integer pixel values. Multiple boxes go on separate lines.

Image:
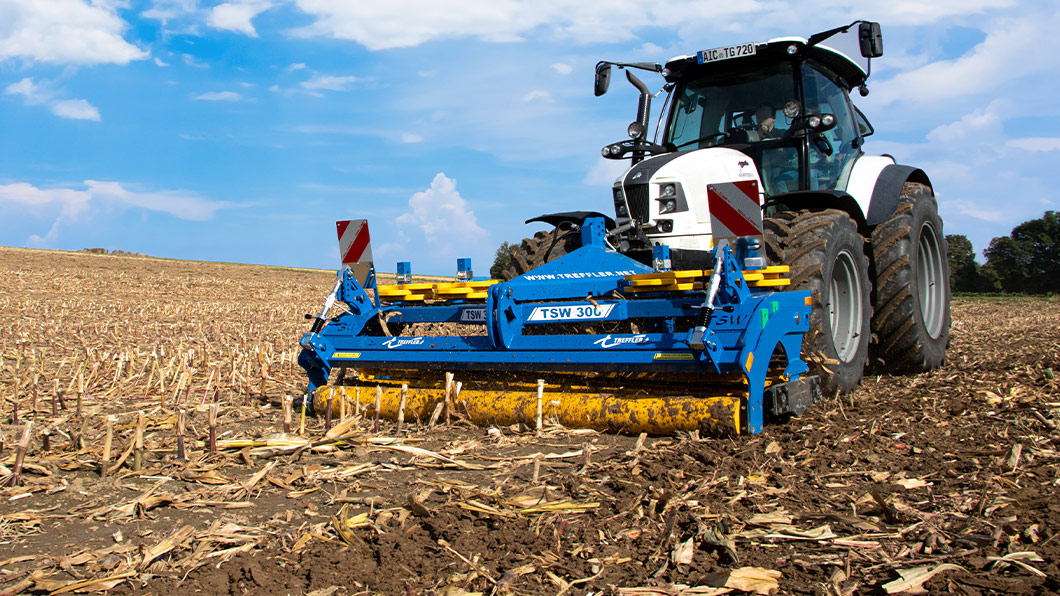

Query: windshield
left=666, top=61, right=797, bottom=151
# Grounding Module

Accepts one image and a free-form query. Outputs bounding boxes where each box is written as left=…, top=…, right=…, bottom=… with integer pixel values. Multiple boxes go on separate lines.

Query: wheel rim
left=916, top=221, right=946, bottom=339
left=827, top=249, right=864, bottom=362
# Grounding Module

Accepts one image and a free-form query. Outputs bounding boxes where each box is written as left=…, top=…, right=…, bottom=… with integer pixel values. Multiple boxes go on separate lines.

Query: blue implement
left=298, top=218, right=819, bottom=434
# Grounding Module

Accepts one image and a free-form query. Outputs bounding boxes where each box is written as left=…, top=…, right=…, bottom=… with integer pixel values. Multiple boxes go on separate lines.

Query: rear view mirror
left=859, top=22, right=883, bottom=58
left=594, top=62, right=612, bottom=97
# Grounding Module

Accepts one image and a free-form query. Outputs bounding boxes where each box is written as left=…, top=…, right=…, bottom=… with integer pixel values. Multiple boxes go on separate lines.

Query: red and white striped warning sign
left=336, top=219, right=373, bottom=266
left=706, top=180, right=763, bottom=240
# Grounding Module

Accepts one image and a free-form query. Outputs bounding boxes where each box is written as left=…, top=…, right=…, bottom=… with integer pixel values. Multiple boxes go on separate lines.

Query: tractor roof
left=664, top=37, right=868, bottom=90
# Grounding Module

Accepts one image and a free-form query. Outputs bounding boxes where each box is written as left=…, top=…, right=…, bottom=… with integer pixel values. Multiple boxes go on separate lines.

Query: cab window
left=801, top=63, right=859, bottom=191
left=667, top=62, right=795, bottom=151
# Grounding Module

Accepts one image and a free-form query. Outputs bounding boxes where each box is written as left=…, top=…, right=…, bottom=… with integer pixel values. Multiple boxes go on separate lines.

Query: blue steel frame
left=298, top=218, right=811, bottom=433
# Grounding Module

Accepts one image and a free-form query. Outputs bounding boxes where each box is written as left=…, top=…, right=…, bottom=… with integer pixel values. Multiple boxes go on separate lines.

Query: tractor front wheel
left=766, top=209, right=872, bottom=395
left=870, top=183, right=951, bottom=371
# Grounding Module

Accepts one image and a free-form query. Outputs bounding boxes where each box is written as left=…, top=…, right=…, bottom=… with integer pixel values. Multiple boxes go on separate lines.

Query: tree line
left=947, top=210, right=1059, bottom=294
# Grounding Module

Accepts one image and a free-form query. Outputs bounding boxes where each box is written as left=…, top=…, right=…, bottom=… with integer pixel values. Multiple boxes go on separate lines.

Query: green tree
left=490, top=241, right=516, bottom=279
left=982, top=211, right=1060, bottom=294
left=946, top=234, right=982, bottom=292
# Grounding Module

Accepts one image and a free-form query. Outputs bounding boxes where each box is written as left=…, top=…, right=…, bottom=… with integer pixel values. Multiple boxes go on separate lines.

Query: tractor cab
left=661, top=35, right=876, bottom=198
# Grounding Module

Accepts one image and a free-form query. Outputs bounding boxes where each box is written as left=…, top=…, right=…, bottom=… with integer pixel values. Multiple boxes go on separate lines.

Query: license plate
left=697, top=42, right=756, bottom=64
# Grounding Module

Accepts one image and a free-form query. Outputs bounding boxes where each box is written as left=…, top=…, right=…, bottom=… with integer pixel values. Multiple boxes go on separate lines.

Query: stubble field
left=0, top=246, right=1057, bottom=596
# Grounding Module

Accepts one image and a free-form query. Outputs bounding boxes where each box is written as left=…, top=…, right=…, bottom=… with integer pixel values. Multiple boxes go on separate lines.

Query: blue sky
left=1, top=0, right=1057, bottom=274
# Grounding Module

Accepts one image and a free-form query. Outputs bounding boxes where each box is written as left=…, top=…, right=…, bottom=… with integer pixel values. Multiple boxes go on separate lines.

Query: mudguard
left=525, top=211, right=616, bottom=229
left=865, top=165, right=932, bottom=226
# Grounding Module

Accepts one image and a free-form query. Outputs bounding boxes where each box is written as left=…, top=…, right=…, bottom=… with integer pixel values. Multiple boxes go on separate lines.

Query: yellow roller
left=312, top=373, right=751, bottom=435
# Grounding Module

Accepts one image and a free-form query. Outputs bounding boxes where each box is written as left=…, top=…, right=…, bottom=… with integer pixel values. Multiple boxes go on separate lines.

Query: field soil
left=0, top=246, right=1058, bottom=595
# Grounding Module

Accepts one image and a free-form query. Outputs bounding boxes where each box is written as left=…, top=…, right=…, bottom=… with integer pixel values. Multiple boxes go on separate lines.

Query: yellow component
left=377, top=279, right=498, bottom=303
left=313, top=373, right=749, bottom=435
left=623, top=282, right=700, bottom=293
left=804, top=296, right=813, bottom=306
left=745, top=352, right=754, bottom=372
left=751, top=278, right=791, bottom=287
left=332, top=352, right=362, bottom=359
left=624, top=270, right=704, bottom=283
left=623, top=266, right=791, bottom=294
left=434, top=286, right=474, bottom=295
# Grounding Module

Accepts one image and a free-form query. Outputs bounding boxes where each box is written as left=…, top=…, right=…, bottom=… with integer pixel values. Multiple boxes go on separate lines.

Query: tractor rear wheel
left=765, top=209, right=871, bottom=395
left=503, top=222, right=583, bottom=280
left=870, top=183, right=951, bottom=371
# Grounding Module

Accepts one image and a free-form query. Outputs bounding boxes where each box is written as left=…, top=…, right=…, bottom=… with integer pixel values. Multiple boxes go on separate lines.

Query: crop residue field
left=0, top=246, right=1058, bottom=595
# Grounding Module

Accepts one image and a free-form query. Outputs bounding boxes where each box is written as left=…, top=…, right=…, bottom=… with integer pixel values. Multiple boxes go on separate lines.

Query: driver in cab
left=747, top=103, right=783, bottom=142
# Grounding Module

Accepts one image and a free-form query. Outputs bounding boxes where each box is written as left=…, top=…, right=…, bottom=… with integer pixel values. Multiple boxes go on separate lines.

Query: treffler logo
left=382, top=337, right=425, bottom=349
left=593, top=334, right=649, bottom=349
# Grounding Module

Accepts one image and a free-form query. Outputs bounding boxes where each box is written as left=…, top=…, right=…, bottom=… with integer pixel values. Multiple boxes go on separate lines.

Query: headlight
left=601, top=146, right=610, bottom=157
left=627, top=121, right=645, bottom=139
left=821, top=114, right=835, bottom=127
left=808, top=115, right=821, bottom=128
left=783, top=100, right=801, bottom=119
left=609, top=144, right=623, bottom=156
left=659, top=183, right=677, bottom=198
left=659, top=198, right=677, bottom=214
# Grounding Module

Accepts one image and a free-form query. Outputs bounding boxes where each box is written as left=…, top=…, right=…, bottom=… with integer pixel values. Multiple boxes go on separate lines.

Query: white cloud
left=142, top=0, right=199, bottom=23
left=871, top=0, right=1017, bottom=26
left=870, top=11, right=1057, bottom=106
left=4, top=77, right=50, bottom=105
left=395, top=173, right=486, bottom=246
left=207, top=1, right=273, bottom=37
left=583, top=158, right=628, bottom=187
left=401, top=133, right=423, bottom=143
left=182, top=53, right=209, bottom=68
left=285, top=0, right=1033, bottom=54
left=286, top=62, right=306, bottom=71
left=1006, top=138, right=1060, bottom=152
left=522, top=90, right=551, bottom=102
left=947, top=199, right=1007, bottom=223
left=194, top=91, right=242, bottom=101
left=0, top=0, right=147, bottom=65
left=552, top=63, right=573, bottom=75
left=300, top=74, right=359, bottom=91
left=154, top=57, right=169, bottom=67
left=51, top=99, right=101, bottom=121
left=5, top=77, right=101, bottom=121
left=0, top=179, right=236, bottom=247
left=925, top=100, right=1007, bottom=145
left=635, top=42, right=663, bottom=56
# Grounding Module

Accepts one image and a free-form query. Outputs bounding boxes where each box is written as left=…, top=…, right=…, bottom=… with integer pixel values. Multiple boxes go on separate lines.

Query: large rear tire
left=503, top=223, right=583, bottom=280
left=869, top=183, right=951, bottom=371
left=765, top=209, right=872, bottom=395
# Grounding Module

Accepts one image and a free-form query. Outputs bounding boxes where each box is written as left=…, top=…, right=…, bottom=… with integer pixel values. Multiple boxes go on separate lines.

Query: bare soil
left=0, top=246, right=1057, bottom=595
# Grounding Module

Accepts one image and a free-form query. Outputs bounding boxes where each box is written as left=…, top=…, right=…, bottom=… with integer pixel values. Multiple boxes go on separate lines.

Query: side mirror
left=858, top=22, right=883, bottom=58
left=594, top=62, right=612, bottom=97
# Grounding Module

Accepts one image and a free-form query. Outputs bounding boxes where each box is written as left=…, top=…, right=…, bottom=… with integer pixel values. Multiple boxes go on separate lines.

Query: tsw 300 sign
left=527, top=303, right=616, bottom=322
